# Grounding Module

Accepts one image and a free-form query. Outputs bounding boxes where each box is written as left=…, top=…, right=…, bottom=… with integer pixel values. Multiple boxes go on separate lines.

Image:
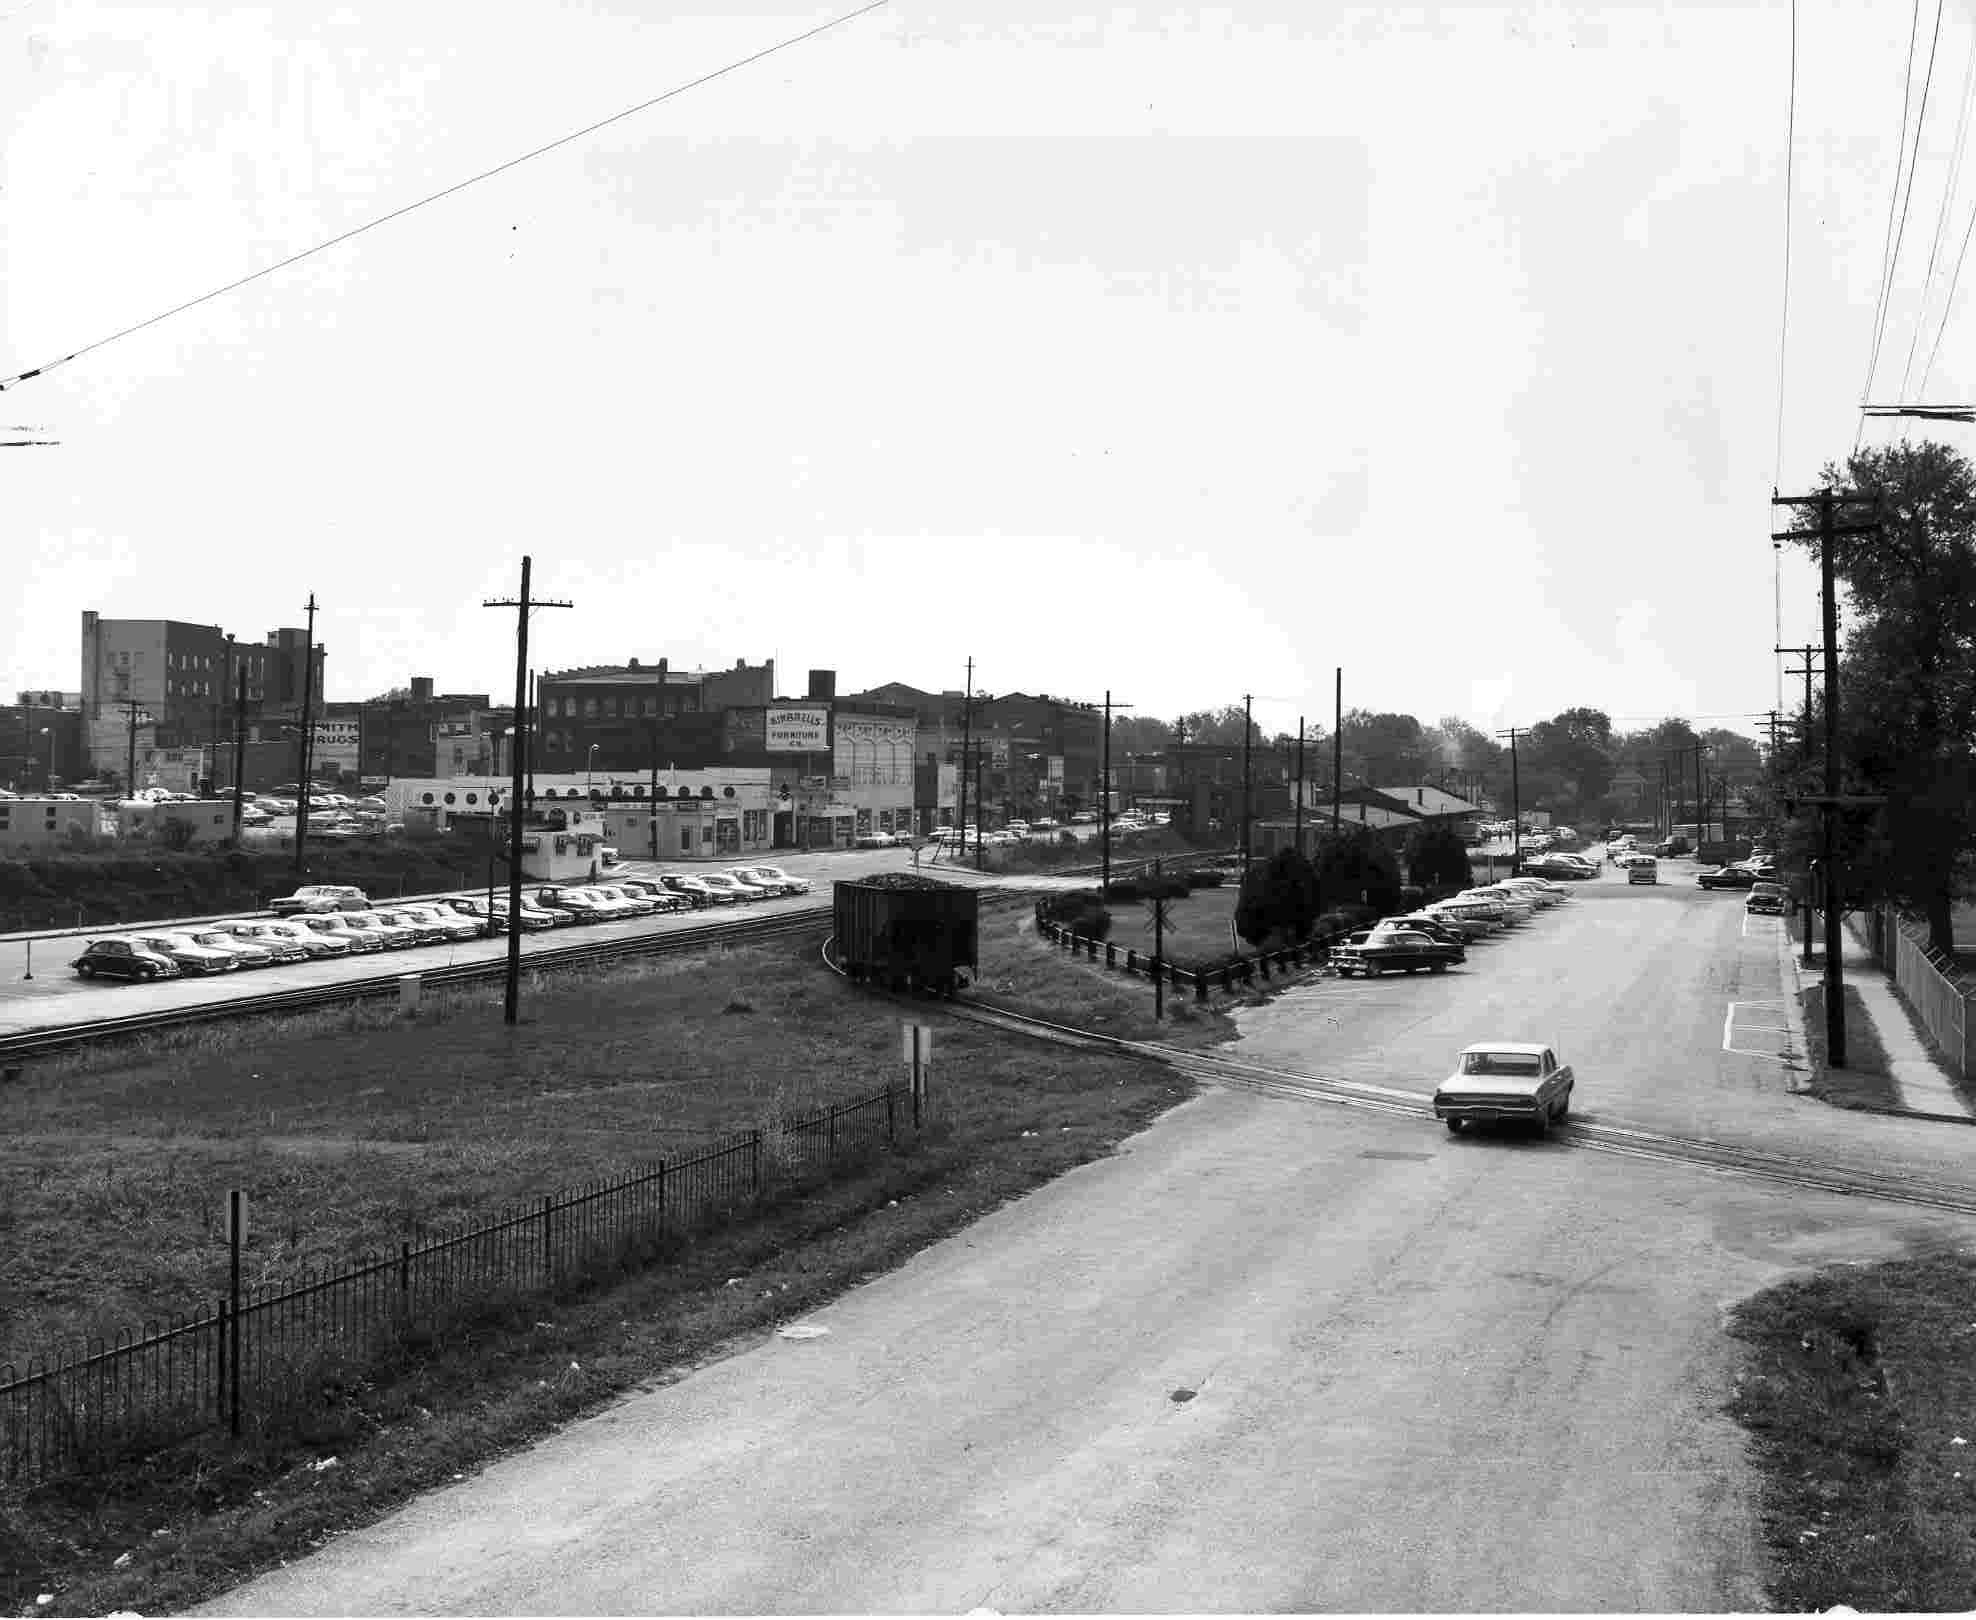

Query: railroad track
left=0, top=853, right=1186, bottom=1063
left=822, top=942, right=1976, bottom=1221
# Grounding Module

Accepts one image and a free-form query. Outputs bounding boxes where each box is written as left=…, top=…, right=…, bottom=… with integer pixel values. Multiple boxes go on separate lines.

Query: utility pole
left=1100, top=690, right=1134, bottom=895
left=1294, top=716, right=1306, bottom=857
left=230, top=665, right=247, bottom=843
left=1331, top=667, right=1343, bottom=831
left=974, top=739, right=986, bottom=873
left=124, top=699, right=140, bottom=796
left=1779, top=645, right=1820, bottom=755
left=484, top=558, right=573, bottom=1026
left=1495, top=728, right=1521, bottom=870
left=1240, top=694, right=1254, bottom=878
left=292, top=593, right=318, bottom=877
left=1773, top=486, right=1880, bottom=1068
left=959, top=657, right=973, bottom=859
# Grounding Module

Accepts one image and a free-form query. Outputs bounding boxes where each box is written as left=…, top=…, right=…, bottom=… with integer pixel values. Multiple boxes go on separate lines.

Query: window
left=606, top=696, right=620, bottom=718
left=583, top=698, right=598, bottom=719
left=680, top=826, right=692, bottom=854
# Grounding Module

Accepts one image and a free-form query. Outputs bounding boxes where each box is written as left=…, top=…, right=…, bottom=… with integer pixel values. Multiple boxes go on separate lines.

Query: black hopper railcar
left=832, top=874, right=979, bottom=996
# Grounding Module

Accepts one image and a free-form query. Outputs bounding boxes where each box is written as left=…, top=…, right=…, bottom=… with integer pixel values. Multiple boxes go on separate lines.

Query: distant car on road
left=1746, top=882, right=1788, bottom=915
left=1627, top=859, right=1659, bottom=886
left=1434, top=1042, right=1574, bottom=1136
left=71, top=937, right=182, bottom=981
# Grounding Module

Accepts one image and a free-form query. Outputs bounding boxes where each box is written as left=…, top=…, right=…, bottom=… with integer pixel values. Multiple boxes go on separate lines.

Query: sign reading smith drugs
left=765, top=704, right=830, bottom=753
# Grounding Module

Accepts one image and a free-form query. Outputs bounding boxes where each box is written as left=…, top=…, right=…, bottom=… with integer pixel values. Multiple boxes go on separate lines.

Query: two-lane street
left=198, top=854, right=1976, bottom=1615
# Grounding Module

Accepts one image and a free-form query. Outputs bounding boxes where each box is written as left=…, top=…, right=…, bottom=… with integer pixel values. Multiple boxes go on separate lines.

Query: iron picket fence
left=1, top=1084, right=916, bottom=1486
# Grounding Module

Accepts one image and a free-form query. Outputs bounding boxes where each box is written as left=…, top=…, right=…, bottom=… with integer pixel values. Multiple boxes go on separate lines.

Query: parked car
left=269, top=884, right=371, bottom=916
left=1697, top=865, right=1757, bottom=890
left=393, top=902, right=483, bottom=942
left=129, top=931, right=240, bottom=976
left=1654, top=837, right=1692, bottom=857
left=1459, top=888, right=1534, bottom=921
left=71, top=937, right=182, bottom=981
left=1501, top=877, right=1569, bottom=905
left=298, top=913, right=385, bottom=952
left=564, top=886, right=643, bottom=920
left=697, top=872, right=767, bottom=903
left=340, top=911, right=422, bottom=949
left=189, top=929, right=279, bottom=968
left=1746, top=882, right=1789, bottom=915
left=219, top=922, right=315, bottom=963
left=1373, top=914, right=1472, bottom=951
left=611, top=878, right=689, bottom=912
left=854, top=832, right=892, bottom=849
left=585, top=884, right=660, bottom=917
left=1331, top=928, right=1464, bottom=977
left=1434, top=1042, right=1574, bottom=1135
left=1423, top=901, right=1501, bottom=937
left=532, top=886, right=612, bottom=922
left=254, top=919, right=351, bottom=957
left=655, top=873, right=725, bottom=908
left=440, top=896, right=511, bottom=935
left=739, top=864, right=810, bottom=895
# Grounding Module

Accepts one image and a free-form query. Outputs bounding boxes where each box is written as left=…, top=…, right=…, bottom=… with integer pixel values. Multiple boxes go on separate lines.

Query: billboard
left=311, top=719, right=360, bottom=769
left=1047, top=755, right=1064, bottom=785
left=766, top=705, right=830, bottom=753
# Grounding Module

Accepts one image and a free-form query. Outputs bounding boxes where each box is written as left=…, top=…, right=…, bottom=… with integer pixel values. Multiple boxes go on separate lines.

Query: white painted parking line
left=1723, top=999, right=1795, bottom=1063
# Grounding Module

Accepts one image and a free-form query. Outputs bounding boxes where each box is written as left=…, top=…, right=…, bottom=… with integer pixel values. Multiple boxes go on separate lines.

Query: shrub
left=1235, top=848, right=1320, bottom=947
left=1035, top=889, right=1112, bottom=941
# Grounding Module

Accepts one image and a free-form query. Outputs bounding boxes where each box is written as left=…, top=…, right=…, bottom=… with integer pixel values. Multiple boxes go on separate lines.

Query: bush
left=1234, top=848, right=1320, bottom=947
left=1035, top=889, right=1112, bottom=941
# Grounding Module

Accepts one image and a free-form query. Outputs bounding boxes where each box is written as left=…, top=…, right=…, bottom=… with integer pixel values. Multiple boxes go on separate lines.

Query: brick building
left=535, top=657, right=776, bottom=776
left=2, top=691, right=85, bottom=792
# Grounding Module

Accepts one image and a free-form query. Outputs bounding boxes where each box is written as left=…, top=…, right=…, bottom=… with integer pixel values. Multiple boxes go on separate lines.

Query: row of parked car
left=68, top=864, right=815, bottom=983
left=1329, top=875, right=1576, bottom=978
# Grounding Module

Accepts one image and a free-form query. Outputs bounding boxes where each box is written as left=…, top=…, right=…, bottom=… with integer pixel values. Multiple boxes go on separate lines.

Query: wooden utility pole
left=1332, top=667, right=1343, bottom=830
left=1294, top=715, right=1306, bottom=856
left=1100, top=690, right=1133, bottom=895
left=1495, top=728, right=1521, bottom=870
left=230, top=665, right=247, bottom=843
left=958, top=657, right=973, bottom=859
left=484, top=558, right=573, bottom=1026
left=292, top=593, right=318, bottom=877
left=1773, top=486, right=1880, bottom=1067
left=1241, top=693, right=1254, bottom=878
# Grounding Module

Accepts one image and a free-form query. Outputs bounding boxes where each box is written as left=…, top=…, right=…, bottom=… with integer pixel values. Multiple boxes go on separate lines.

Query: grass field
left=1728, top=1252, right=1976, bottom=1610
left=2, top=901, right=1209, bottom=1617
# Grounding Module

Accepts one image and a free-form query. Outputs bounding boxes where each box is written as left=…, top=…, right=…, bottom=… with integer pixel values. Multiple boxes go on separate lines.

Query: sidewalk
left=1791, top=916, right=1975, bottom=1118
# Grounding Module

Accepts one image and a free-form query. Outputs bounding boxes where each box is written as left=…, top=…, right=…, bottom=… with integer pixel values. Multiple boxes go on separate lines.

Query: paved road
left=198, top=852, right=1976, bottom=1614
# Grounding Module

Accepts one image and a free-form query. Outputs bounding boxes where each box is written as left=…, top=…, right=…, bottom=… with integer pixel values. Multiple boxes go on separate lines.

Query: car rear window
left=1461, top=1052, right=1543, bottom=1076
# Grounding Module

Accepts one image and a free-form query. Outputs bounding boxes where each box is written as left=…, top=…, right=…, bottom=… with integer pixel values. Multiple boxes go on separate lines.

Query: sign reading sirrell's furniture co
left=766, top=705, right=830, bottom=753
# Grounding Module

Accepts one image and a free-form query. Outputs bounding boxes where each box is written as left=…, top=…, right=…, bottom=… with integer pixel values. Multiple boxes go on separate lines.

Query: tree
left=1310, top=826, right=1403, bottom=917
left=1173, top=705, right=1257, bottom=747
left=1403, top=821, right=1471, bottom=892
left=1235, top=847, right=1320, bottom=946
left=1780, top=439, right=1976, bottom=950
left=1339, top=710, right=1435, bottom=785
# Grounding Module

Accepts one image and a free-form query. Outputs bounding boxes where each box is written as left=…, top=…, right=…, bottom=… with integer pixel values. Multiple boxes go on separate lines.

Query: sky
left=2, top=1, right=1968, bottom=746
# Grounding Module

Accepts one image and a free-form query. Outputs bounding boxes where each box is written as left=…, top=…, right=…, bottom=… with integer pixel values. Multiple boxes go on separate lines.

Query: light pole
left=35, top=726, right=50, bottom=794
left=585, top=744, right=599, bottom=797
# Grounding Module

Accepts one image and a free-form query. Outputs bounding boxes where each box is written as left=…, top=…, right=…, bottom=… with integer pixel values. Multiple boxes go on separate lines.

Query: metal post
left=1153, top=856, right=1166, bottom=1022
left=959, top=658, right=973, bottom=857
left=228, top=1188, right=242, bottom=1437
left=1102, top=690, right=1112, bottom=895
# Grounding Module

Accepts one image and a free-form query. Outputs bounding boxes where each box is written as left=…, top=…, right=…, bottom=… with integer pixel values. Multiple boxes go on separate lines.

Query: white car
left=254, top=918, right=352, bottom=957
left=1434, top=1042, right=1575, bottom=1136
left=1499, top=878, right=1565, bottom=906
left=739, top=865, right=809, bottom=895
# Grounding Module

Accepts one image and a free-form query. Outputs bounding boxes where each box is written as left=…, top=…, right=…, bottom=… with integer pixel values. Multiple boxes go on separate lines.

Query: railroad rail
left=821, top=939, right=1976, bottom=1221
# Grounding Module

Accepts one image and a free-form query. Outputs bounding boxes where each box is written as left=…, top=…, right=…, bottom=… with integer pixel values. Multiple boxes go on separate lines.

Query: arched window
left=465, top=793, right=478, bottom=805
left=722, top=785, right=736, bottom=798
left=420, top=792, right=435, bottom=805
left=700, top=786, right=714, bottom=799
left=443, top=793, right=456, bottom=805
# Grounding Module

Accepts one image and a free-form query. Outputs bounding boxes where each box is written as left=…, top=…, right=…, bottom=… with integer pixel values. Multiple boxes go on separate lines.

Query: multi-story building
left=355, top=677, right=512, bottom=784
left=78, top=611, right=323, bottom=787
left=3, top=691, right=85, bottom=792
left=535, top=657, right=776, bottom=776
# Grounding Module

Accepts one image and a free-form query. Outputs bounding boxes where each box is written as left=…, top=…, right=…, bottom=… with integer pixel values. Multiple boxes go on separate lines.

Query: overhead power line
left=0, top=0, right=891, bottom=394
left=1900, top=11, right=1976, bottom=401
left=1862, top=0, right=1927, bottom=432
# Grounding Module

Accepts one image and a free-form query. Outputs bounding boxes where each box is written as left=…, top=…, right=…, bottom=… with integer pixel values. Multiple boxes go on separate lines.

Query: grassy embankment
left=1728, top=1253, right=1976, bottom=1610
left=1, top=898, right=1221, bottom=1617
left=0, top=843, right=500, bottom=935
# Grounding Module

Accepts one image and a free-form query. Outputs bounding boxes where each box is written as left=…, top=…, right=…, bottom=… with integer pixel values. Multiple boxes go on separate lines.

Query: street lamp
left=35, top=726, right=50, bottom=794
left=585, top=743, right=600, bottom=796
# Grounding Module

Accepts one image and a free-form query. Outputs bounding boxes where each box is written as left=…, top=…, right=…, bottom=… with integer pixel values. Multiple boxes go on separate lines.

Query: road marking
left=1723, top=1000, right=1795, bottom=1064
